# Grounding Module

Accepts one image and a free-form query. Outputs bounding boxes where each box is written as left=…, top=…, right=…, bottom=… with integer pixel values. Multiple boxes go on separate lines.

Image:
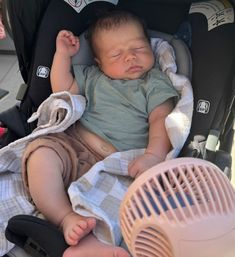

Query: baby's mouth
left=127, top=65, right=142, bottom=73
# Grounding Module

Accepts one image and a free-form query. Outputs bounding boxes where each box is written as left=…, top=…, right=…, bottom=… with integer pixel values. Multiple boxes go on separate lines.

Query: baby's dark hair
left=86, top=10, right=149, bottom=56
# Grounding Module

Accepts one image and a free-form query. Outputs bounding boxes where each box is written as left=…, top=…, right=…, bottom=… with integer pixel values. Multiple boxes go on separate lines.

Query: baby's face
left=94, top=22, right=155, bottom=80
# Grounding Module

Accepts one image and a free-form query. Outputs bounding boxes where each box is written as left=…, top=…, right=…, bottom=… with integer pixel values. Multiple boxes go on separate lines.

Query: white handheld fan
left=120, top=157, right=235, bottom=257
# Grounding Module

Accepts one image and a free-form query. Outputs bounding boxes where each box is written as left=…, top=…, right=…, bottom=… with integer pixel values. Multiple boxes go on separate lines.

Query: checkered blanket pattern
left=69, top=149, right=145, bottom=245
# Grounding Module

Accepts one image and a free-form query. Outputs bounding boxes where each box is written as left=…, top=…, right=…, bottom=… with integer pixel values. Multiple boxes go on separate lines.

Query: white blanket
left=0, top=39, right=193, bottom=255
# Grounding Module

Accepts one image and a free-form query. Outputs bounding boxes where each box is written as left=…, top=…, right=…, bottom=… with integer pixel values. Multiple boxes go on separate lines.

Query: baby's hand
left=128, top=153, right=164, bottom=178
left=56, top=30, right=80, bottom=57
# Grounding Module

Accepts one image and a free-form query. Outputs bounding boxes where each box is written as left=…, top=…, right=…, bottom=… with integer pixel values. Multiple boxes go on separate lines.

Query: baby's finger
left=73, top=36, right=80, bottom=47
left=65, top=30, right=73, bottom=37
left=128, top=163, right=138, bottom=178
left=68, top=34, right=78, bottom=46
left=58, top=30, right=71, bottom=38
left=128, top=159, right=135, bottom=171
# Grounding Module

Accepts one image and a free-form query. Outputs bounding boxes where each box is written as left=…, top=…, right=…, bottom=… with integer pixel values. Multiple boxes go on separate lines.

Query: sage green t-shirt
left=73, top=65, right=178, bottom=151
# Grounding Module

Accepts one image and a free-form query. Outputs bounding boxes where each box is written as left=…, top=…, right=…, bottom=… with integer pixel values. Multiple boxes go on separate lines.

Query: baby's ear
left=94, top=57, right=101, bottom=67
left=94, top=57, right=100, bottom=64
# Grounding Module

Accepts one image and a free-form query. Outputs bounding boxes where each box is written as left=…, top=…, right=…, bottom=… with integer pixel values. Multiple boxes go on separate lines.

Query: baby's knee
left=23, top=137, right=63, bottom=170
left=22, top=135, right=77, bottom=188
left=27, top=146, right=59, bottom=166
left=21, top=139, right=64, bottom=188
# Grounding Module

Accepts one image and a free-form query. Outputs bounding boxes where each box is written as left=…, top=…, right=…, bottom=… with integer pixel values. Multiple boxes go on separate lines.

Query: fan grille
left=134, top=226, right=173, bottom=257
left=120, top=158, right=235, bottom=256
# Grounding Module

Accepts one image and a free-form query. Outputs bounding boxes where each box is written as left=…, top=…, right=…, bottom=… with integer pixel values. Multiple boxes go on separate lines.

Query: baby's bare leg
left=63, top=234, right=130, bottom=257
left=27, top=147, right=96, bottom=245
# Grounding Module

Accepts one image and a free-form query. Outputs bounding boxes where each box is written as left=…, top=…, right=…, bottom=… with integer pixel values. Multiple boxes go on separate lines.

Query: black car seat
left=181, top=1, right=235, bottom=179
left=1, top=0, right=235, bottom=257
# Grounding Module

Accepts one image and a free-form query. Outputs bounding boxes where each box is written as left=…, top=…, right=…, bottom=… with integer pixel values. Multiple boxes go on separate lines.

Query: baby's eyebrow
left=127, top=38, right=149, bottom=48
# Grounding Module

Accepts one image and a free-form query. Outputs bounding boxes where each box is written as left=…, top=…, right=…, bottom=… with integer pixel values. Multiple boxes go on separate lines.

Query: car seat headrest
left=148, top=30, right=192, bottom=79
left=72, top=32, right=95, bottom=66
left=72, top=30, right=192, bottom=79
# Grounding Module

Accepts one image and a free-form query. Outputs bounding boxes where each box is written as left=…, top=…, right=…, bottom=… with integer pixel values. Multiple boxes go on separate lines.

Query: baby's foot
left=61, top=212, right=96, bottom=245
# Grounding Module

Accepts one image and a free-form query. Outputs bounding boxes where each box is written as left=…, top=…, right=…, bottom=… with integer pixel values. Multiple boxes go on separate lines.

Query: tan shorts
left=22, top=123, right=104, bottom=189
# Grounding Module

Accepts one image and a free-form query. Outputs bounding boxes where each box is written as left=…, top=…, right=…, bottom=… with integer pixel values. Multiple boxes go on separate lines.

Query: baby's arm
left=50, top=30, right=80, bottom=94
left=128, top=99, right=173, bottom=178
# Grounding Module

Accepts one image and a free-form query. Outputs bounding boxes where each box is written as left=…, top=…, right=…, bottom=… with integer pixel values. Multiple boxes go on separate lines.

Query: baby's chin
left=118, top=71, right=148, bottom=80
left=124, top=72, right=147, bottom=80
left=105, top=70, right=148, bottom=80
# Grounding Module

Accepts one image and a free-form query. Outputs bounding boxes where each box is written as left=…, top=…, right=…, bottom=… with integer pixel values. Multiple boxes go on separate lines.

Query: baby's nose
left=125, top=51, right=136, bottom=62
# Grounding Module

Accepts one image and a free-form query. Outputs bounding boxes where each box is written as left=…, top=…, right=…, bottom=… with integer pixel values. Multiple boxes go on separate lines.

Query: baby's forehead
left=96, top=23, right=147, bottom=42
left=90, top=20, right=149, bottom=55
